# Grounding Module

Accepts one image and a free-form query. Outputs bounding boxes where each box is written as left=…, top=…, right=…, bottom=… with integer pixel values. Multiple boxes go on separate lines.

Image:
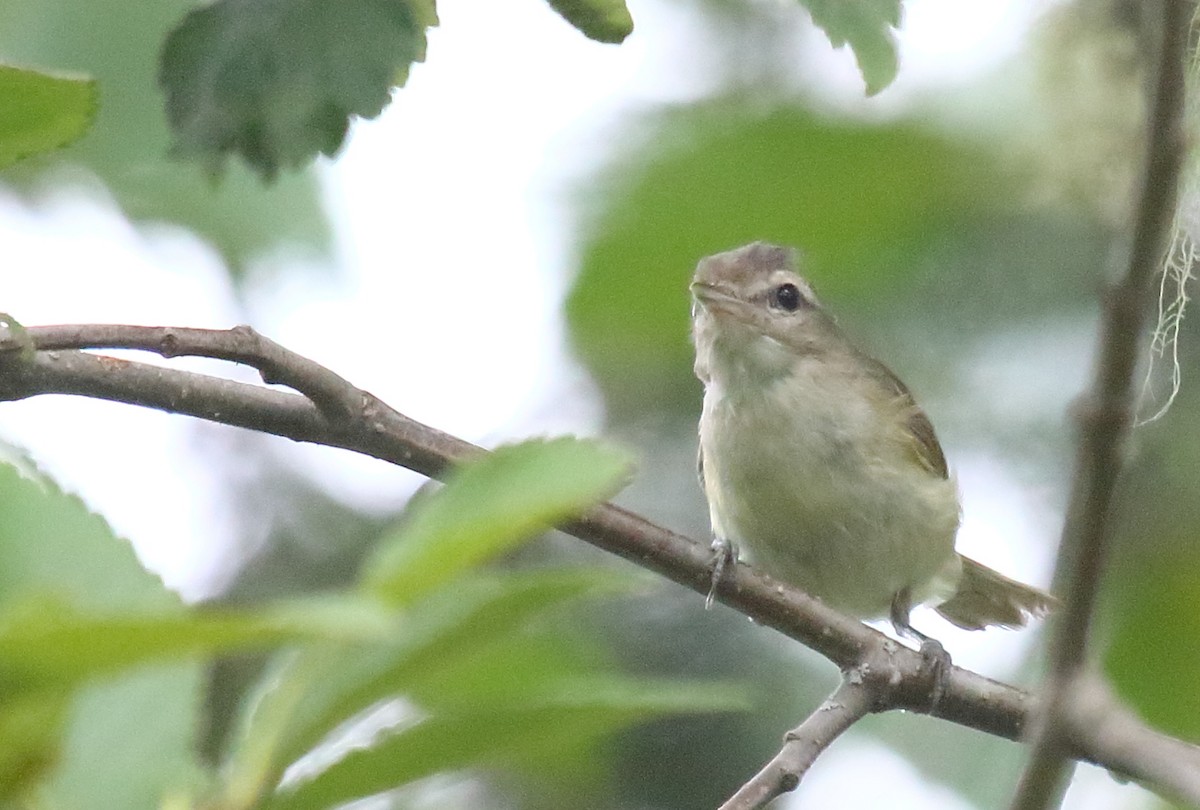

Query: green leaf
left=0, top=688, right=68, bottom=802
left=224, top=570, right=631, bottom=802
left=545, top=0, right=634, bottom=44
left=0, top=594, right=393, bottom=802
left=0, top=594, right=393, bottom=685
left=364, top=438, right=633, bottom=605
left=799, top=0, right=901, bottom=95
left=0, top=0, right=330, bottom=270
left=0, top=65, right=96, bottom=169
left=0, top=458, right=402, bottom=803
left=0, top=458, right=173, bottom=614
left=42, top=666, right=203, bottom=810
left=0, top=458, right=194, bottom=802
left=267, top=678, right=746, bottom=810
left=1105, top=550, right=1200, bottom=740
left=406, top=0, right=439, bottom=28
left=160, top=0, right=432, bottom=178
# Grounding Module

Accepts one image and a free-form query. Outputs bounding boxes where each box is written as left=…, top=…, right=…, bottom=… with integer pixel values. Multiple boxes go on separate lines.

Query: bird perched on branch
left=691, top=242, right=1054, bottom=652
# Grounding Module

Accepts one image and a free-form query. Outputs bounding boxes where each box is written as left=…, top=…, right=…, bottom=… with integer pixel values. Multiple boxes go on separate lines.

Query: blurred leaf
left=0, top=457, right=198, bottom=804
left=364, top=438, right=634, bottom=605
left=408, top=0, right=439, bottom=28
left=799, top=0, right=901, bottom=95
left=227, top=569, right=632, bottom=789
left=0, top=687, right=68, bottom=801
left=160, top=0, right=432, bottom=178
left=267, top=678, right=746, bottom=810
left=0, top=458, right=175, bottom=614
left=545, top=0, right=634, bottom=44
left=42, top=666, right=204, bottom=810
left=566, top=101, right=1003, bottom=420
left=0, top=594, right=393, bottom=685
left=0, top=66, right=96, bottom=168
left=220, top=435, right=635, bottom=807
left=1105, top=548, right=1200, bottom=741
left=0, top=458, right=409, bottom=806
left=0, top=0, right=329, bottom=270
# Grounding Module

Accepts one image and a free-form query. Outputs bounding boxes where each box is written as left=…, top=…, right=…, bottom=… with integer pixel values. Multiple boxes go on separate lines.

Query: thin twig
left=1009, top=2, right=1190, bottom=808
left=0, top=326, right=1198, bottom=803
left=1063, top=672, right=1200, bottom=804
left=718, top=669, right=877, bottom=809
left=24, top=324, right=364, bottom=424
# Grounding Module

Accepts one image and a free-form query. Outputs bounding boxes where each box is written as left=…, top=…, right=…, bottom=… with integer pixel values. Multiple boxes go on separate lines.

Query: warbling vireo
left=691, top=242, right=1053, bottom=644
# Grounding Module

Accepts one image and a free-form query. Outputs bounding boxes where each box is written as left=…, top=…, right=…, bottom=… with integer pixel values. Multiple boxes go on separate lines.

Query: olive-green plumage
left=691, top=242, right=1054, bottom=631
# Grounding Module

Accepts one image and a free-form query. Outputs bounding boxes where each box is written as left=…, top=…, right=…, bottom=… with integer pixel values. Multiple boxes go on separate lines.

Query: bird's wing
left=860, top=353, right=950, bottom=480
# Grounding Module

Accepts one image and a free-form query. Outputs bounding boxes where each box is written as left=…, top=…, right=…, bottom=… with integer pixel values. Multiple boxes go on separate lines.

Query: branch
left=1010, top=2, right=1190, bottom=808
left=26, top=323, right=365, bottom=422
left=718, top=665, right=876, bottom=809
left=1063, top=673, right=1200, bottom=803
left=0, top=323, right=1198, bottom=803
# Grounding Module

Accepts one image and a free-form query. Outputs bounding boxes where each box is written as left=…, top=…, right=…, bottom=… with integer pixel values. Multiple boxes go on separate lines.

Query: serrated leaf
left=0, top=458, right=189, bottom=801
left=0, top=452, right=391, bottom=803
left=0, top=65, right=96, bottom=169
left=160, top=0, right=431, bottom=178
left=364, top=438, right=633, bottom=605
left=800, top=0, right=901, bottom=95
left=0, top=0, right=332, bottom=269
left=0, top=458, right=172, bottom=614
left=545, top=0, right=634, bottom=44
left=267, top=678, right=747, bottom=810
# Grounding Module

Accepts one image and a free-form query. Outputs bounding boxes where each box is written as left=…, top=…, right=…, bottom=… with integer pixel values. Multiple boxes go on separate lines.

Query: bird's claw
left=917, top=637, right=951, bottom=711
left=706, top=537, right=736, bottom=610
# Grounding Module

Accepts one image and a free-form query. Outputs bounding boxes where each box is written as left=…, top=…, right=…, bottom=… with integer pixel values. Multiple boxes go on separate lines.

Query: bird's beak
left=691, top=280, right=737, bottom=305
left=691, top=281, right=744, bottom=318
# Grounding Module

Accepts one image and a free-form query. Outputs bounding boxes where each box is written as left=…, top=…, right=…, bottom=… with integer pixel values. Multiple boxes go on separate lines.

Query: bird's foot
left=705, top=537, right=737, bottom=610
left=917, top=637, right=951, bottom=711
left=890, top=589, right=952, bottom=711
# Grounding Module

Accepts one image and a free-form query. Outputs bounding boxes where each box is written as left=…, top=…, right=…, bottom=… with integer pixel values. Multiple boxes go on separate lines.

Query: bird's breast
left=698, top=360, right=960, bottom=617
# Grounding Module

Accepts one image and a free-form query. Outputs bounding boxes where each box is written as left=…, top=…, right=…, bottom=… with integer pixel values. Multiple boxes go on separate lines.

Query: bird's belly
left=701, top=386, right=960, bottom=618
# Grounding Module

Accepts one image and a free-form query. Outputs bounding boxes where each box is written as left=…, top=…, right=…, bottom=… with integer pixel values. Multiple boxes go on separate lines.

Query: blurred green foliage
left=0, top=440, right=746, bottom=809
left=546, top=0, right=635, bottom=44
left=803, top=0, right=901, bottom=94
left=0, top=455, right=198, bottom=805
left=566, top=101, right=1009, bottom=420
left=561, top=98, right=1048, bottom=807
left=1105, top=548, right=1200, bottom=742
left=1104, top=367, right=1200, bottom=746
left=0, top=0, right=1196, bottom=807
left=0, top=0, right=907, bottom=272
left=0, top=66, right=95, bottom=169
left=0, top=0, right=329, bottom=270
left=364, top=437, right=633, bottom=604
left=160, top=0, right=434, bottom=180
left=556, top=3, right=1200, bottom=803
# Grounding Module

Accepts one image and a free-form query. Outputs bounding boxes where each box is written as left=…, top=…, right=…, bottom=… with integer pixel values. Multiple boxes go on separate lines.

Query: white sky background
left=0, top=1, right=1152, bottom=807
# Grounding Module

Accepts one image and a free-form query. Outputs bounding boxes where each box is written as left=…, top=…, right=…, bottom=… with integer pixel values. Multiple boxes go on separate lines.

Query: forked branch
left=0, top=322, right=1197, bottom=805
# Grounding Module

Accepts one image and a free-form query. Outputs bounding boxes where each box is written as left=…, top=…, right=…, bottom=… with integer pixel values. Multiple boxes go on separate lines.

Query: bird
left=690, top=241, right=1054, bottom=648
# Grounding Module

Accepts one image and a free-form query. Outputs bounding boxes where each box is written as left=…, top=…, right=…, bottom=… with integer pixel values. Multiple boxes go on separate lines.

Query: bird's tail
left=935, top=555, right=1057, bottom=631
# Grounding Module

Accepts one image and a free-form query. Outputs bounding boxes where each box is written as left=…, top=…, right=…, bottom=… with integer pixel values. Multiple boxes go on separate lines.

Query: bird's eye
left=771, top=283, right=804, bottom=312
